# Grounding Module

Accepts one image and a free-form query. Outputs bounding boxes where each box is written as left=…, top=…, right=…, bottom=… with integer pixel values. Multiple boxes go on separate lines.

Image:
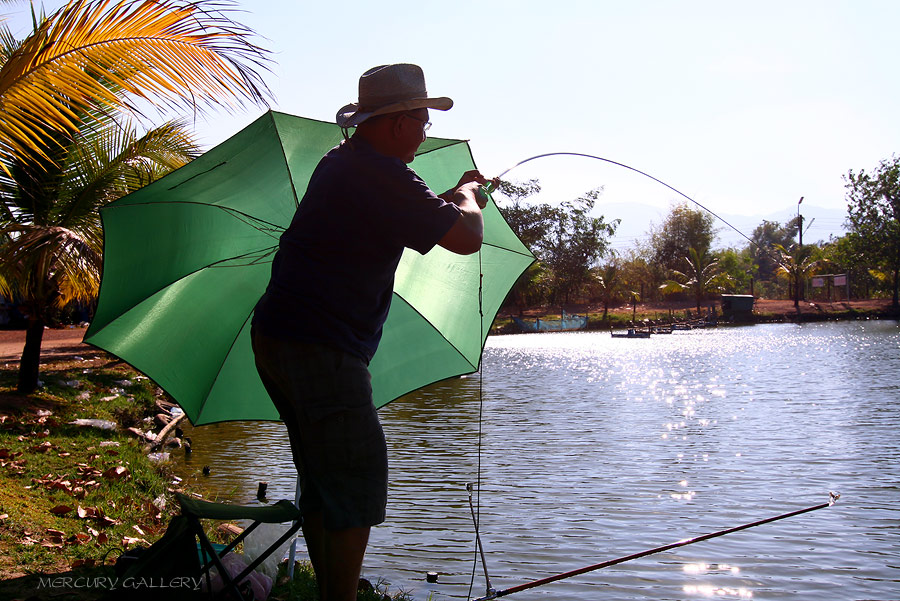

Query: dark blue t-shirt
left=252, top=136, right=462, bottom=362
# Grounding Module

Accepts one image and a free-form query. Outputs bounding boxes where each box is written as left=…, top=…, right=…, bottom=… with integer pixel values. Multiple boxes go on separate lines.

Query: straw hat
left=336, top=63, right=453, bottom=128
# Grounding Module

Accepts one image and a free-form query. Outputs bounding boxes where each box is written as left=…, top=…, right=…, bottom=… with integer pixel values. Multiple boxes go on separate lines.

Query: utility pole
left=795, top=196, right=804, bottom=307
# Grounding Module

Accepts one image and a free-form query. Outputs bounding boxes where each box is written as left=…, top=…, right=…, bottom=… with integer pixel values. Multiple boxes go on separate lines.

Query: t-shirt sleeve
left=380, top=165, right=462, bottom=255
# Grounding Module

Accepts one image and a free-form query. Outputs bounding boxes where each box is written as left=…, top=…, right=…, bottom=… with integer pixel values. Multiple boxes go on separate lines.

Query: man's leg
left=301, top=511, right=327, bottom=599
left=324, top=525, right=370, bottom=601
left=302, top=510, right=370, bottom=601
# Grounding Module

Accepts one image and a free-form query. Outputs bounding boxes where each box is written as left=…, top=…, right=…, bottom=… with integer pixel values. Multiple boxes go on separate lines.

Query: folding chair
left=175, top=492, right=302, bottom=600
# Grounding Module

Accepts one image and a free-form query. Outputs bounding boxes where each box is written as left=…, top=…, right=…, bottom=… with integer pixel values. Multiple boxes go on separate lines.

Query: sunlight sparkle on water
left=683, top=585, right=753, bottom=598
left=683, top=563, right=741, bottom=575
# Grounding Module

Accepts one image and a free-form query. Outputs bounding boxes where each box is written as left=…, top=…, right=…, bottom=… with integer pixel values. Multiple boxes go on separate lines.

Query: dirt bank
left=0, top=327, right=102, bottom=364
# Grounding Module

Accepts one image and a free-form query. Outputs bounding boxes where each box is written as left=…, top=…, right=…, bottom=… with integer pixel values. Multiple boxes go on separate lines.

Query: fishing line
left=466, top=252, right=490, bottom=600
left=486, top=152, right=759, bottom=249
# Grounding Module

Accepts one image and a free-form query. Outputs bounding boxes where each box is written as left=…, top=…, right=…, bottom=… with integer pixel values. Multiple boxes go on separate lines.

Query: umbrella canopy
left=85, top=111, right=534, bottom=425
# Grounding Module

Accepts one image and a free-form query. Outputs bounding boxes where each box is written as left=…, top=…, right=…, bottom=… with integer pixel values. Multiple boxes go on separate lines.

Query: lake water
left=175, top=320, right=900, bottom=600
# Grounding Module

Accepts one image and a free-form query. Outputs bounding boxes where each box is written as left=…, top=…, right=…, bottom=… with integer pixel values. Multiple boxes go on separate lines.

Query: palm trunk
left=17, top=317, right=46, bottom=393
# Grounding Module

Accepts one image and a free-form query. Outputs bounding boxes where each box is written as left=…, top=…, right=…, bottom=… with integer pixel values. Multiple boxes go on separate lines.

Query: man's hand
left=443, top=171, right=500, bottom=209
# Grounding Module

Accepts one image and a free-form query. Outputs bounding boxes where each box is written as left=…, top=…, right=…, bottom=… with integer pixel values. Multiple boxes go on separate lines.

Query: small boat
left=512, top=312, right=588, bottom=333
left=610, top=328, right=651, bottom=339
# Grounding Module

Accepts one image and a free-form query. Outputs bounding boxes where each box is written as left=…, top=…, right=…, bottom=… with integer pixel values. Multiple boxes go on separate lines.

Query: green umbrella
left=85, top=111, right=534, bottom=425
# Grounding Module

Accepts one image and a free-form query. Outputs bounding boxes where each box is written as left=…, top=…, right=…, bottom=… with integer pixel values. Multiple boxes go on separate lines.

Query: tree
left=844, top=155, right=900, bottom=307
left=0, top=0, right=271, bottom=169
left=747, top=218, right=799, bottom=282
left=495, top=179, right=554, bottom=251
left=495, top=181, right=618, bottom=306
left=0, top=115, right=199, bottom=392
left=589, top=261, right=634, bottom=321
left=0, top=1, right=272, bottom=392
left=619, top=243, right=664, bottom=303
left=659, top=246, right=734, bottom=312
left=649, top=203, right=716, bottom=272
left=538, top=189, right=618, bottom=304
left=773, top=243, right=819, bottom=309
left=715, top=247, right=755, bottom=295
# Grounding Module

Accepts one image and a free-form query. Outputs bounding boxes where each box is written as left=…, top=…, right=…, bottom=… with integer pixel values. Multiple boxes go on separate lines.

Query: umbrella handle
left=477, top=181, right=494, bottom=203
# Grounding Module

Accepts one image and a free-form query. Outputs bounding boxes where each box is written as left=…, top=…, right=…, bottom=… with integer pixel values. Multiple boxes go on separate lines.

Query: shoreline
left=0, top=297, right=896, bottom=361
left=493, top=298, right=899, bottom=334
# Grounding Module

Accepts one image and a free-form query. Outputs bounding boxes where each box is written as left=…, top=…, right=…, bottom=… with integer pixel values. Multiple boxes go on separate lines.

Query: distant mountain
left=600, top=202, right=848, bottom=253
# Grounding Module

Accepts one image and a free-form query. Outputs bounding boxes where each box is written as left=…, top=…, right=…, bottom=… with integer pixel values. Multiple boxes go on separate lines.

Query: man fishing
left=251, top=63, right=496, bottom=601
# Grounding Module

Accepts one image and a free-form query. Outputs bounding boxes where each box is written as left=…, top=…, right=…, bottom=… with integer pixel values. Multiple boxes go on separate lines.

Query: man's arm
left=438, top=182, right=485, bottom=255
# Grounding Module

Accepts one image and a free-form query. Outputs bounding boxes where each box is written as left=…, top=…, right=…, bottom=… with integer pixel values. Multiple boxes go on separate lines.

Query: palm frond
left=0, top=0, right=271, bottom=165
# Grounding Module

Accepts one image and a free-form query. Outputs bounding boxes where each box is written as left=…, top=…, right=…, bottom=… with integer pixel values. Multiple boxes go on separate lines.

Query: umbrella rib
left=481, top=240, right=535, bottom=259
left=166, top=162, right=228, bottom=191
left=107, top=200, right=286, bottom=239
left=415, top=139, right=467, bottom=158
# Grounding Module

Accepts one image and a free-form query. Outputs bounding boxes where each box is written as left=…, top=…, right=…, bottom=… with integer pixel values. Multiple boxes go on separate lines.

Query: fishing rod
left=481, top=152, right=761, bottom=249
left=471, top=492, right=840, bottom=601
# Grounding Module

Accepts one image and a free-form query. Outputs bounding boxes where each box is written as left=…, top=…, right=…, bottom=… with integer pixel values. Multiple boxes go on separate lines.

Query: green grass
left=0, top=357, right=427, bottom=600
left=0, top=361, right=182, bottom=575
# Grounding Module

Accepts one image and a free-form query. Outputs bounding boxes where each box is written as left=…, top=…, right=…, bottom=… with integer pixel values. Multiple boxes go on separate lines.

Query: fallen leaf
left=49, top=505, right=74, bottom=516
left=121, top=536, right=148, bottom=547
left=97, top=515, right=121, bottom=528
left=102, top=466, right=129, bottom=480
left=71, top=558, right=95, bottom=568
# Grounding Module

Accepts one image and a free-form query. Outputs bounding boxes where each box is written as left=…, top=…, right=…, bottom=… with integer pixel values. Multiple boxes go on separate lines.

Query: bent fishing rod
left=481, top=152, right=760, bottom=250
left=471, top=492, right=839, bottom=601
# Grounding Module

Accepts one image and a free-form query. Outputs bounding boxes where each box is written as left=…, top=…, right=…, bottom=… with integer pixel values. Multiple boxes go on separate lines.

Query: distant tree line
left=495, top=154, right=900, bottom=313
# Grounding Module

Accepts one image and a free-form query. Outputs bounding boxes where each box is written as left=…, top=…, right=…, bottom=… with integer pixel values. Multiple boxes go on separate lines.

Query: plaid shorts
left=251, top=328, right=387, bottom=530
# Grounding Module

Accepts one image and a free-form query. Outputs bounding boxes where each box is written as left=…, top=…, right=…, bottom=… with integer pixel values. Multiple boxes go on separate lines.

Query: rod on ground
left=473, top=492, right=840, bottom=601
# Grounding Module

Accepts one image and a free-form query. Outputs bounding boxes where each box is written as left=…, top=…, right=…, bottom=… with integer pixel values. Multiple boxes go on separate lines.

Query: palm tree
left=0, top=0, right=271, bottom=392
left=659, top=247, right=734, bottom=312
left=590, top=262, right=634, bottom=321
left=0, top=0, right=271, bottom=168
left=0, top=114, right=200, bottom=391
left=773, top=243, right=819, bottom=309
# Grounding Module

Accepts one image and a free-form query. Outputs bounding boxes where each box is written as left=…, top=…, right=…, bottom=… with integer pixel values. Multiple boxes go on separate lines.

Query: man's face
left=398, top=109, right=430, bottom=163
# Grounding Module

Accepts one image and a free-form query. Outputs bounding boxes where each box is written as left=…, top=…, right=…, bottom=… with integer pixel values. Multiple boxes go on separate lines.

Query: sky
left=6, top=0, right=900, bottom=248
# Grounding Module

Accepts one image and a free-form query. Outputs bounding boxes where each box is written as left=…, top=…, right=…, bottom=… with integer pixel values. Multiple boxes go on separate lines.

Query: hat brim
left=336, top=97, right=453, bottom=128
